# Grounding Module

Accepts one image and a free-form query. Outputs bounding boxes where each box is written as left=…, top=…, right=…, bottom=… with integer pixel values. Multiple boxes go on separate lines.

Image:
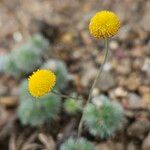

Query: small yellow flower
left=89, top=10, right=120, bottom=39
left=28, top=69, right=56, bottom=98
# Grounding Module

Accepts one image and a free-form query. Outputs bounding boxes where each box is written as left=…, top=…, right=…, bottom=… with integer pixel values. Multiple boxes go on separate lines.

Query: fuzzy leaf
left=64, top=98, right=83, bottom=114
left=41, top=59, right=69, bottom=90
left=84, top=96, right=123, bottom=138
left=18, top=80, right=61, bottom=126
left=60, top=138, right=94, bottom=150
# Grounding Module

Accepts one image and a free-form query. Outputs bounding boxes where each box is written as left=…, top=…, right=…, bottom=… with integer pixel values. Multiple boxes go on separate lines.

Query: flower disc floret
left=28, top=69, right=56, bottom=97
left=89, top=10, right=120, bottom=38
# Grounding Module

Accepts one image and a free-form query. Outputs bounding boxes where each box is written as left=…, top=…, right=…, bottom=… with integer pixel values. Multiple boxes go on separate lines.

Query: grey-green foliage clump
left=41, top=59, right=69, bottom=90
left=14, top=44, right=42, bottom=73
left=0, top=55, right=7, bottom=73
left=18, top=80, right=61, bottom=126
left=19, top=79, right=32, bottom=100
left=60, top=138, right=94, bottom=150
left=64, top=98, right=83, bottom=115
left=83, top=95, right=123, bottom=138
left=28, top=34, right=49, bottom=56
left=2, top=34, right=49, bottom=77
left=3, top=54, right=21, bottom=77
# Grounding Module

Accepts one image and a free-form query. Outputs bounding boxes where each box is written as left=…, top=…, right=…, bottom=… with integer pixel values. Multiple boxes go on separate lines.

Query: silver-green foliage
left=41, top=59, right=69, bottom=90
left=64, top=98, right=83, bottom=115
left=60, top=138, right=94, bottom=150
left=2, top=34, right=49, bottom=77
left=28, top=34, right=49, bottom=56
left=18, top=80, right=61, bottom=126
left=4, top=54, right=21, bottom=77
left=14, top=44, right=42, bottom=73
left=19, top=80, right=32, bottom=100
left=83, top=95, right=123, bottom=138
left=0, top=55, right=7, bottom=73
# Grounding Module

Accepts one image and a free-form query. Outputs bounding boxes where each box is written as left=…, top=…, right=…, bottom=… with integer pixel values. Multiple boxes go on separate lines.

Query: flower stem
left=52, top=90, right=83, bottom=100
left=77, top=38, right=109, bottom=138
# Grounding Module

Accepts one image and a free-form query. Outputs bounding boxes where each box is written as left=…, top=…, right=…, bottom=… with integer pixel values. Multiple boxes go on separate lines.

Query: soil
left=0, top=0, right=150, bottom=150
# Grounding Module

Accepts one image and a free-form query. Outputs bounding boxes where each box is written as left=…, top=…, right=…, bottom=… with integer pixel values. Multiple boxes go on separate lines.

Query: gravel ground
left=0, top=0, right=150, bottom=149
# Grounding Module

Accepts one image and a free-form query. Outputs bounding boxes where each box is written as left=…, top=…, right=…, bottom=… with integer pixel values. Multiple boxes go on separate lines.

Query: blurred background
left=0, top=0, right=149, bottom=150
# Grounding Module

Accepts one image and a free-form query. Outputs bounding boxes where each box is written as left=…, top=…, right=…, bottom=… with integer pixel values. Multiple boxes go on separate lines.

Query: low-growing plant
left=14, top=45, right=43, bottom=73
left=19, top=79, right=32, bottom=100
left=28, top=34, right=49, bottom=56
left=83, top=95, right=123, bottom=138
left=64, top=98, right=83, bottom=115
left=0, top=55, right=7, bottom=73
left=1, top=34, right=49, bottom=77
left=18, top=79, right=61, bottom=126
left=77, top=10, right=122, bottom=138
left=60, top=137, right=94, bottom=150
left=20, top=10, right=124, bottom=148
left=41, top=59, right=69, bottom=90
left=3, top=53, right=21, bottom=77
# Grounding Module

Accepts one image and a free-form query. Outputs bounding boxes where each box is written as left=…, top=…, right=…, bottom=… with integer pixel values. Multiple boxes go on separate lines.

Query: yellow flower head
left=28, top=69, right=56, bottom=98
left=89, top=10, right=120, bottom=39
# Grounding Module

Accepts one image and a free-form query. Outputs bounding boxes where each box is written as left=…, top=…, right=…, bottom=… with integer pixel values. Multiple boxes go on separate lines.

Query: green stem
left=77, top=38, right=109, bottom=138
left=52, top=90, right=83, bottom=100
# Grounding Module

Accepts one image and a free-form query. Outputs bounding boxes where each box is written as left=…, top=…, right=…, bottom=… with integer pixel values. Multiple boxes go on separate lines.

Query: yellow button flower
left=28, top=69, right=56, bottom=98
left=89, top=10, right=120, bottom=39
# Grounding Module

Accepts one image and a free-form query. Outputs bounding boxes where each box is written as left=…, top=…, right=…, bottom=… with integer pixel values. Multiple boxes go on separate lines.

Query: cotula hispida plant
left=3, top=53, right=21, bottom=77
left=1, top=34, right=49, bottom=77
left=18, top=93, right=61, bottom=126
left=41, top=59, right=69, bottom=90
left=60, top=137, right=94, bottom=150
left=14, top=45, right=43, bottom=73
left=18, top=62, right=69, bottom=126
left=18, top=78, right=61, bottom=126
left=24, top=10, right=123, bottom=147
left=83, top=95, right=123, bottom=138
left=64, top=98, right=83, bottom=115
left=28, top=34, right=49, bottom=56
left=77, top=10, right=123, bottom=138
